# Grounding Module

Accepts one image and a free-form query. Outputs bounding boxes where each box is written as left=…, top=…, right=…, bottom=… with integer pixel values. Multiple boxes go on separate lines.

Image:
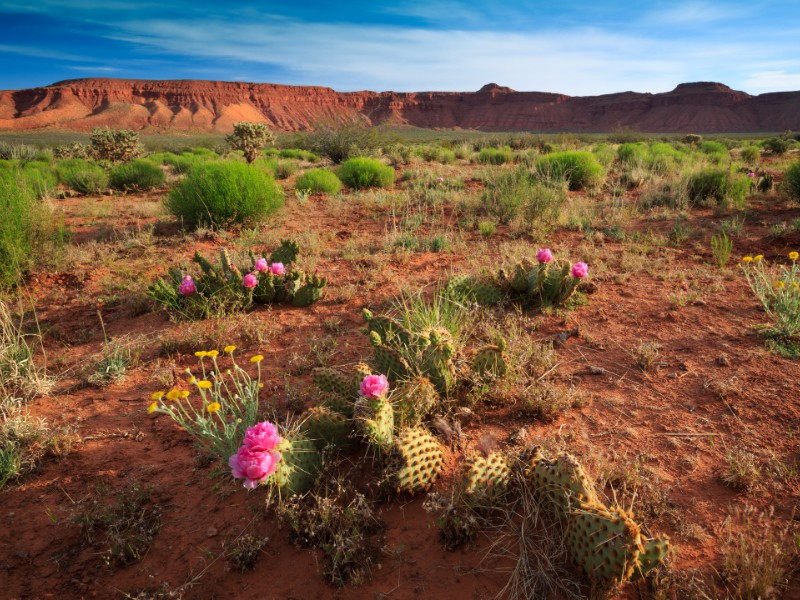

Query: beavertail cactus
left=369, top=331, right=411, bottom=381
left=384, top=427, right=445, bottom=494
left=464, top=450, right=511, bottom=499
left=420, top=327, right=456, bottom=396
left=393, top=376, right=439, bottom=426
left=269, top=239, right=300, bottom=266
left=526, top=448, right=599, bottom=517
left=267, top=433, right=321, bottom=497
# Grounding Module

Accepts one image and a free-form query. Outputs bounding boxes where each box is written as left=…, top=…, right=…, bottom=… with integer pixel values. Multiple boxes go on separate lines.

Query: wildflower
left=179, top=390, right=190, bottom=399
left=255, top=257, right=269, bottom=272
left=147, top=402, right=158, bottom=414
left=197, top=380, right=213, bottom=389
left=228, top=445, right=281, bottom=490
left=571, top=262, right=589, bottom=279
left=741, top=256, right=753, bottom=263
left=194, top=351, right=208, bottom=358
left=178, top=275, right=196, bottom=296
left=747, top=172, right=756, bottom=178
left=243, top=421, right=282, bottom=452
left=775, top=281, right=785, bottom=289
left=790, top=252, right=799, bottom=261
left=188, top=376, right=197, bottom=384
left=754, top=255, right=764, bottom=262
left=250, top=355, right=264, bottom=363
left=436, top=177, right=444, bottom=182
left=224, top=345, right=236, bottom=353
left=793, top=282, right=799, bottom=288
left=166, top=389, right=180, bottom=401
left=207, top=350, right=219, bottom=358
left=360, top=374, right=389, bottom=399
left=206, top=402, right=221, bottom=413
left=536, top=248, right=553, bottom=264
left=268, top=262, right=285, bottom=276
left=243, top=273, right=258, bottom=289
left=151, top=391, right=165, bottom=401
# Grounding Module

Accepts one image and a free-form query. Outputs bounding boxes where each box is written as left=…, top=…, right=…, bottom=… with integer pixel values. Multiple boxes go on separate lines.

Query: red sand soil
left=2, top=161, right=800, bottom=599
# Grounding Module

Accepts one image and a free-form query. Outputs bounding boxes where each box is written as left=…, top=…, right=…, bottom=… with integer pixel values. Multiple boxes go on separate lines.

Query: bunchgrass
left=337, top=157, right=394, bottom=189
left=533, top=151, right=604, bottom=190
left=295, top=169, right=342, bottom=194
left=109, top=159, right=166, bottom=192
left=56, top=158, right=108, bottom=195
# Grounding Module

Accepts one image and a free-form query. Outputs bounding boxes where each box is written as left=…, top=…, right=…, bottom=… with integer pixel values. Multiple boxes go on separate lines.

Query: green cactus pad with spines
left=354, top=395, right=395, bottom=450
left=420, top=328, right=456, bottom=395
left=510, top=261, right=532, bottom=293
left=464, top=451, right=510, bottom=498
left=472, top=282, right=505, bottom=306
left=445, top=274, right=478, bottom=300
left=312, top=367, right=359, bottom=400
left=302, top=406, right=352, bottom=450
left=292, top=273, right=326, bottom=307
left=363, top=308, right=412, bottom=348
left=540, top=259, right=572, bottom=305
left=527, top=449, right=599, bottom=518
left=269, top=239, right=300, bottom=266
left=471, top=340, right=508, bottom=379
left=394, top=376, right=439, bottom=426
left=385, top=427, right=445, bottom=494
left=268, top=433, right=321, bottom=497
left=354, top=362, right=373, bottom=379
left=565, top=503, right=644, bottom=582
left=632, top=535, right=672, bottom=581
left=370, top=331, right=410, bottom=381
left=253, top=274, right=277, bottom=304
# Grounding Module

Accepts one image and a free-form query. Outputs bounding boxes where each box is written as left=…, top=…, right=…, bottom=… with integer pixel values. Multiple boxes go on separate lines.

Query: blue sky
left=1, top=1, right=799, bottom=95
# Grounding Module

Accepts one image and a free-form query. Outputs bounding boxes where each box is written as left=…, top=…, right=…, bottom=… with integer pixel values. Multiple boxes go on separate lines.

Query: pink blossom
left=571, top=262, right=589, bottom=279
left=536, top=248, right=553, bottom=264
left=243, top=273, right=258, bottom=289
left=255, top=258, right=269, bottom=272
left=268, top=262, right=285, bottom=276
left=360, top=374, right=389, bottom=398
left=228, top=445, right=281, bottom=490
left=178, top=275, right=196, bottom=296
left=747, top=172, right=756, bottom=178
left=436, top=177, right=444, bottom=182
left=243, top=421, right=282, bottom=452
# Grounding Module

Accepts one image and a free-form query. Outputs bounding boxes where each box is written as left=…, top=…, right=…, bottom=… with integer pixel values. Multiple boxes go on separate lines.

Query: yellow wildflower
left=206, top=402, right=221, bottom=413
left=741, top=256, right=753, bottom=263
left=187, top=376, right=197, bottom=384
left=790, top=251, right=799, bottom=261
left=207, top=350, right=219, bottom=358
left=793, top=282, right=799, bottom=288
left=197, top=380, right=213, bottom=389
left=258, top=383, right=264, bottom=389
left=151, top=391, right=165, bottom=401
left=224, top=345, right=236, bottom=353
left=166, top=389, right=180, bottom=401
left=754, top=254, right=764, bottom=262
left=147, top=402, right=158, bottom=414
left=194, top=351, right=207, bottom=358
left=775, top=281, right=785, bottom=289
left=179, top=390, right=190, bottom=399
left=250, top=355, right=264, bottom=363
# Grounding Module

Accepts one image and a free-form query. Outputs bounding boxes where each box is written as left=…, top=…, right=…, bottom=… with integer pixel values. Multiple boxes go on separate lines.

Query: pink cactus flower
left=437, top=177, right=444, bottom=183
left=178, top=275, right=196, bottom=296
left=255, top=257, right=269, bottom=272
left=228, top=445, right=281, bottom=490
left=571, top=262, right=589, bottom=278
left=268, top=262, right=285, bottom=276
left=243, top=421, right=282, bottom=452
left=536, top=248, right=553, bottom=264
left=243, top=273, right=258, bottom=289
left=747, top=172, right=756, bottom=178
left=360, top=374, right=389, bottom=398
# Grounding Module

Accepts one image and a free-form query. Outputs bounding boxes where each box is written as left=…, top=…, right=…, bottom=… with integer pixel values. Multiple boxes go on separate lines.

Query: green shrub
left=338, top=157, right=394, bottom=189
left=165, top=161, right=283, bottom=228
left=533, top=151, right=604, bottom=190
left=226, top=122, right=275, bottom=163
left=56, top=159, right=109, bottom=195
left=21, top=162, right=57, bottom=198
left=90, top=127, right=144, bottom=162
left=700, top=141, right=728, bottom=156
left=278, top=148, right=319, bottom=162
left=416, top=146, right=455, bottom=164
left=482, top=166, right=565, bottom=227
left=686, top=169, right=749, bottom=209
left=762, top=137, right=790, bottom=155
left=274, top=160, right=298, bottom=180
left=295, top=169, right=342, bottom=194
left=109, top=160, right=165, bottom=191
left=786, top=162, right=800, bottom=201
left=304, top=122, right=388, bottom=164
left=0, top=143, right=37, bottom=161
left=740, top=146, right=761, bottom=163
left=163, top=152, right=205, bottom=174
left=617, top=143, right=647, bottom=165
left=477, top=146, right=514, bottom=165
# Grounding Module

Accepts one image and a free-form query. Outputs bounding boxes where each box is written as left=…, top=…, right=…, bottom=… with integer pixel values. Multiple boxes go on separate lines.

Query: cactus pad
left=464, top=450, right=510, bottom=498
left=385, top=427, right=445, bottom=494
left=527, top=448, right=599, bottom=517
left=354, top=395, right=395, bottom=451
left=268, top=433, right=321, bottom=497
left=302, top=406, right=352, bottom=450
left=471, top=340, right=508, bottom=379
left=393, top=376, right=439, bottom=426
left=292, top=273, right=326, bottom=307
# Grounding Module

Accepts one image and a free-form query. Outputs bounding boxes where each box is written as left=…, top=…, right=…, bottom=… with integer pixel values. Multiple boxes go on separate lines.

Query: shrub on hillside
left=226, top=122, right=275, bottom=163
left=687, top=169, right=749, bottom=209
left=90, top=127, right=144, bottom=162
left=165, top=161, right=283, bottom=228
left=295, top=169, right=342, bottom=194
left=786, top=162, right=800, bottom=202
left=338, top=157, right=394, bottom=189
left=109, top=160, right=166, bottom=191
left=533, top=151, right=604, bottom=190
left=56, top=159, right=109, bottom=195
left=617, top=143, right=648, bottom=165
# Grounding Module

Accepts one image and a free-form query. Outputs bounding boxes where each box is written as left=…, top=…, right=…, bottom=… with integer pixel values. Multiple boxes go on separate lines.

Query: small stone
left=716, top=354, right=730, bottom=367
left=206, top=527, right=218, bottom=538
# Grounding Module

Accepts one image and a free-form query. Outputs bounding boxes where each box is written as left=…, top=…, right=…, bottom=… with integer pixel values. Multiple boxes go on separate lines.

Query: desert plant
left=477, top=146, right=514, bottom=165
left=533, top=151, right=604, bottom=190
left=225, top=122, right=275, bottom=163
left=786, top=161, right=800, bottom=202
left=762, top=137, right=789, bottom=155
left=686, top=168, right=749, bottom=209
left=56, top=158, right=109, bottom=195
left=338, top=157, right=394, bottom=189
left=700, top=140, right=728, bottom=156
left=109, top=159, right=165, bottom=192
left=165, top=161, right=283, bottom=228
left=304, top=120, right=388, bottom=164
left=278, top=148, right=319, bottom=161
left=52, top=143, right=90, bottom=159
left=295, top=169, right=342, bottom=194
left=711, top=229, right=733, bottom=267
left=0, top=302, right=50, bottom=400
left=740, top=145, right=761, bottom=163
left=90, top=127, right=144, bottom=162
left=739, top=251, right=800, bottom=339
left=478, top=220, right=496, bottom=237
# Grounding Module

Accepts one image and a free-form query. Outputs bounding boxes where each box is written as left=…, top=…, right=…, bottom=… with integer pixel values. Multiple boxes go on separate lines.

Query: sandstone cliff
left=0, top=78, right=797, bottom=133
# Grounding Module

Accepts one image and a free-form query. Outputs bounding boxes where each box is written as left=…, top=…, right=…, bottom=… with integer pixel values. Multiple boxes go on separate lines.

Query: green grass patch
left=338, top=157, right=395, bottom=189
left=295, top=169, right=342, bottom=194
left=109, top=160, right=166, bottom=192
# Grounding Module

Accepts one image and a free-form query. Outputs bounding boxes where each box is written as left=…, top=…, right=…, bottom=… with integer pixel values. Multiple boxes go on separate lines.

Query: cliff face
left=0, top=78, right=798, bottom=133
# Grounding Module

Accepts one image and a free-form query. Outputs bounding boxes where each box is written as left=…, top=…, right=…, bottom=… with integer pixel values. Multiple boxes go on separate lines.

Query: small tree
left=226, top=122, right=275, bottom=163
left=90, top=127, right=144, bottom=162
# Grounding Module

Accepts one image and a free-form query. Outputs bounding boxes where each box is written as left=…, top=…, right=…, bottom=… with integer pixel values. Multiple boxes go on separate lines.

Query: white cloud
left=743, top=70, right=800, bottom=93
left=642, top=1, right=751, bottom=25
left=66, top=65, right=119, bottom=72
left=0, top=44, right=88, bottom=61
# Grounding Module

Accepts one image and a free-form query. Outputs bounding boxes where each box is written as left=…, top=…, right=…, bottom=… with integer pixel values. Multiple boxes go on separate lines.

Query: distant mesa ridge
left=0, top=78, right=798, bottom=133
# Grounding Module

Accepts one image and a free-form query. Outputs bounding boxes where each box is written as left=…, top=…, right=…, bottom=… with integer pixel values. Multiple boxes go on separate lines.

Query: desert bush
left=165, top=161, right=283, bottom=228
left=481, top=166, right=565, bottom=226
left=295, top=169, right=342, bottom=194
left=786, top=162, right=800, bottom=201
left=762, top=137, right=789, bottom=155
left=0, top=142, right=37, bottom=161
left=338, top=157, right=394, bottom=189
left=533, top=151, right=604, bottom=190
left=52, top=143, right=90, bottom=160
left=304, top=121, right=388, bottom=164
left=278, top=148, right=319, bottom=161
left=740, top=251, right=800, bottom=339
left=274, top=160, right=298, bottom=180
left=20, top=161, right=57, bottom=198
left=56, top=159, right=109, bottom=195
left=109, top=159, right=165, bottom=192
left=90, top=127, right=144, bottom=162
left=740, top=145, right=761, bottom=163
left=617, top=143, right=647, bottom=165
left=682, top=133, right=703, bottom=145
left=700, top=140, right=728, bottom=157
left=226, top=122, right=275, bottom=163
left=477, top=146, right=514, bottom=165
left=686, top=169, right=749, bottom=209
left=161, top=152, right=203, bottom=174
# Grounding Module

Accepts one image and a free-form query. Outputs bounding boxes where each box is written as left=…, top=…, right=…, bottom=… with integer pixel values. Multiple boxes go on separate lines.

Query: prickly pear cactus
left=445, top=274, right=477, bottom=300
left=471, top=338, right=508, bottom=379
left=302, top=406, right=352, bottom=450
left=527, top=448, right=599, bottom=517
left=384, top=427, right=445, bottom=494
left=393, top=376, right=439, bottom=426
left=363, top=308, right=412, bottom=348
left=268, top=433, right=321, bottom=497
left=354, top=395, right=395, bottom=451
left=420, top=328, right=456, bottom=396
left=540, top=259, right=574, bottom=306
left=632, top=535, right=672, bottom=581
left=253, top=274, right=277, bottom=304
left=464, top=450, right=510, bottom=498
left=291, top=273, right=326, bottom=307
left=269, top=239, right=300, bottom=265
left=471, top=282, right=505, bottom=306
left=370, top=331, right=410, bottom=381
left=313, top=367, right=359, bottom=400
left=445, top=275, right=504, bottom=306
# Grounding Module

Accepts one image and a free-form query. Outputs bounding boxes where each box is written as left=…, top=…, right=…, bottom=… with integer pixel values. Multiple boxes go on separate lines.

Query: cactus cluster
left=526, top=448, right=670, bottom=584
left=302, top=406, right=352, bottom=450
left=268, top=433, right=322, bottom=497
left=384, top=427, right=445, bottom=494
left=148, top=240, right=325, bottom=319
